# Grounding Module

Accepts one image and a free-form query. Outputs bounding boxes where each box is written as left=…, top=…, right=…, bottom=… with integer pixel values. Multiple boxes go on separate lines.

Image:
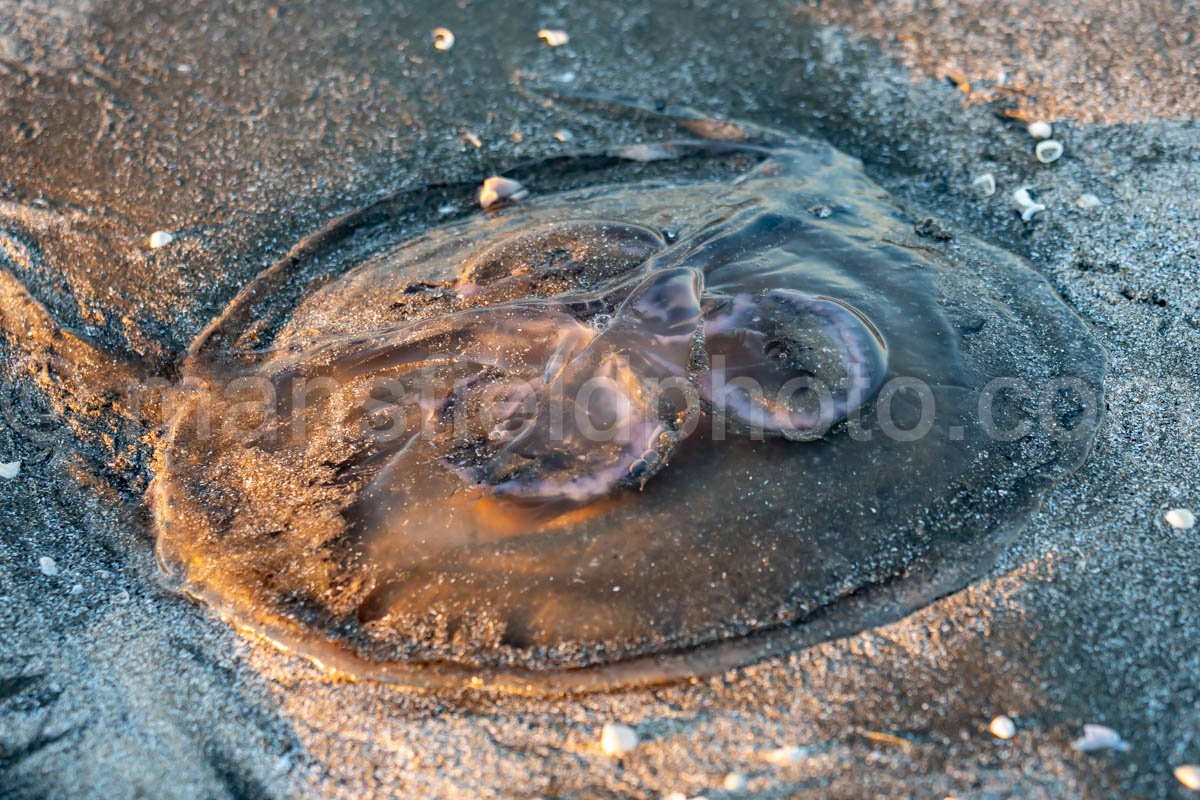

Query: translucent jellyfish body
left=152, top=138, right=1104, bottom=691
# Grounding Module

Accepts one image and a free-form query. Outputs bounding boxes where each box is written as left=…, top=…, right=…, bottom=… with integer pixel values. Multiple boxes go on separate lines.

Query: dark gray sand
left=1, top=1, right=1198, bottom=797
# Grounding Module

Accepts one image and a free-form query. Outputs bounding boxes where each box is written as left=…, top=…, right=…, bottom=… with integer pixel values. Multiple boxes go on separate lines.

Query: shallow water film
left=152, top=137, right=1105, bottom=691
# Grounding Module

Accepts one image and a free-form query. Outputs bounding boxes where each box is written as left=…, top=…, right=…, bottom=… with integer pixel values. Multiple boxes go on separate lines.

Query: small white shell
left=1075, top=193, right=1102, bottom=209
left=432, top=27, right=455, bottom=51
left=763, top=745, right=808, bottom=766
left=553, top=129, right=573, bottom=143
left=1165, top=508, right=1196, bottom=530
left=1036, top=140, right=1064, bottom=164
left=599, top=722, right=638, bottom=756
left=462, top=131, right=482, bottom=148
left=972, top=173, right=996, bottom=197
left=148, top=230, right=174, bottom=249
left=1071, top=723, right=1130, bottom=753
left=1013, top=187, right=1046, bottom=221
left=537, top=28, right=570, bottom=47
left=477, top=176, right=529, bottom=209
left=988, top=715, right=1016, bottom=740
left=1176, top=764, right=1200, bottom=791
left=723, top=773, right=748, bottom=791
left=0, top=460, right=20, bottom=479
left=1027, top=121, right=1053, bottom=140
left=39, top=556, right=58, bottom=576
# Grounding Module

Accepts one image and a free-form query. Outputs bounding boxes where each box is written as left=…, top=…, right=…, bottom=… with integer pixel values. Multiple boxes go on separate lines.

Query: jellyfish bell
left=136, top=122, right=1105, bottom=691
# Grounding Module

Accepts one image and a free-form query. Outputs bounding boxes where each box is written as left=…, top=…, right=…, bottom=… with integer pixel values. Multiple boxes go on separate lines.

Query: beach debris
left=1176, top=764, right=1200, bottom=791
left=862, top=730, right=912, bottom=749
left=763, top=745, right=809, bottom=766
left=462, top=131, right=483, bottom=148
left=723, top=772, right=748, bottom=791
left=1075, top=193, right=1102, bottom=210
left=114, top=589, right=131, bottom=605
left=148, top=230, right=174, bottom=249
left=1071, top=724, right=1130, bottom=753
left=599, top=722, right=639, bottom=756
left=988, top=714, right=1016, bottom=740
left=537, top=28, right=570, bottom=47
left=477, top=176, right=529, bottom=209
left=972, top=173, right=996, bottom=197
left=915, top=218, right=953, bottom=241
left=0, top=460, right=20, bottom=479
left=432, top=27, right=455, bottom=51
left=1165, top=508, right=1196, bottom=530
left=70, top=583, right=83, bottom=595
left=1013, top=187, right=1046, bottom=221
left=38, top=556, right=58, bottom=576
left=554, top=129, right=573, bottom=143
left=1035, top=140, right=1064, bottom=164
left=1027, top=121, right=1053, bottom=140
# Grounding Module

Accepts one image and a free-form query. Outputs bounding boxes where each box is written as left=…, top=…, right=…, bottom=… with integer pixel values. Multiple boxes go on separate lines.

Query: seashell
left=723, top=773, right=748, bottom=791
left=38, top=556, right=58, bottom=576
left=537, top=29, right=569, bottom=47
left=1175, top=765, right=1200, bottom=791
left=1013, top=187, right=1046, bottom=221
left=599, top=722, right=639, bottom=756
left=477, top=176, right=529, bottom=209
left=147, top=230, right=174, bottom=249
left=1036, top=140, right=1064, bottom=164
left=1027, top=121, right=1053, bottom=140
left=763, top=745, right=809, bottom=766
left=972, top=173, right=996, bottom=197
left=1165, top=508, right=1196, bottom=530
left=1075, top=193, right=1102, bottom=209
left=1071, top=723, right=1130, bottom=752
left=988, top=715, right=1016, bottom=739
left=432, top=27, right=455, bottom=51
left=0, top=460, right=20, bottom=479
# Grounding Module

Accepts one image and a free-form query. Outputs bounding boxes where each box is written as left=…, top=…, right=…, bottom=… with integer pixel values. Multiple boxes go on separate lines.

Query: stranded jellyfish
left=1, top=107, right=1105, bottom=692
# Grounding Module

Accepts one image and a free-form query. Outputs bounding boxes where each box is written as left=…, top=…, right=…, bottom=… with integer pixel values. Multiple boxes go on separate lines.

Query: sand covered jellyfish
left=0, top=103, right=1105, bottom=692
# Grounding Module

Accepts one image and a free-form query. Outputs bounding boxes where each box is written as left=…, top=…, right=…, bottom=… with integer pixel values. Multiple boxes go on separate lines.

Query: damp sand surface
left=1, top=1, right=1198, bottom=798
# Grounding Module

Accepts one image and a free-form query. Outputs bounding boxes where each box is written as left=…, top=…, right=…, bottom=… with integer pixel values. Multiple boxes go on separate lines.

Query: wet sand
left=2, top=1, right=1198, bottom=798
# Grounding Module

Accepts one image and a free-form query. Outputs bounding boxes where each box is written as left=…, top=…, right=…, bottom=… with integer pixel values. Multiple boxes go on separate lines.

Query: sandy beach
left=2, top=1, right=1198, bottom=797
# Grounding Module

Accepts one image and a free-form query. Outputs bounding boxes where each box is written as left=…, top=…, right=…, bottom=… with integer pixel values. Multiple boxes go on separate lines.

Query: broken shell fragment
left=537, top=28, right=569, bottom=47
left=599, top=722, right=639, bottom=756
left=1013, top=187, right=1046, bottom=221
left=0, top=460, right=20, bottom=479
left=1165, top=508, right=1196, bottom=530
left=723, top=772, right=748, bottom=791
left=763, top=745, right=808, bottom=766
left=1027, top=121, right=1053, bottom=140
left=1071, top=723, right=1130, bottom=753
left=988, top=714, right=1016, bottom=739
left=1176, top=765, right=1200, bottom=791
left=972, top=173, right=996, bottom=197
left=477, top=176, right=529, bottom=209
left=1075, top=193, right=1102, bottom=210
left=432, top=27, right=455, bottom=51
left=1035, top=140, right=1064, bottom=164
left=147, top=230, right=174, bottom=249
